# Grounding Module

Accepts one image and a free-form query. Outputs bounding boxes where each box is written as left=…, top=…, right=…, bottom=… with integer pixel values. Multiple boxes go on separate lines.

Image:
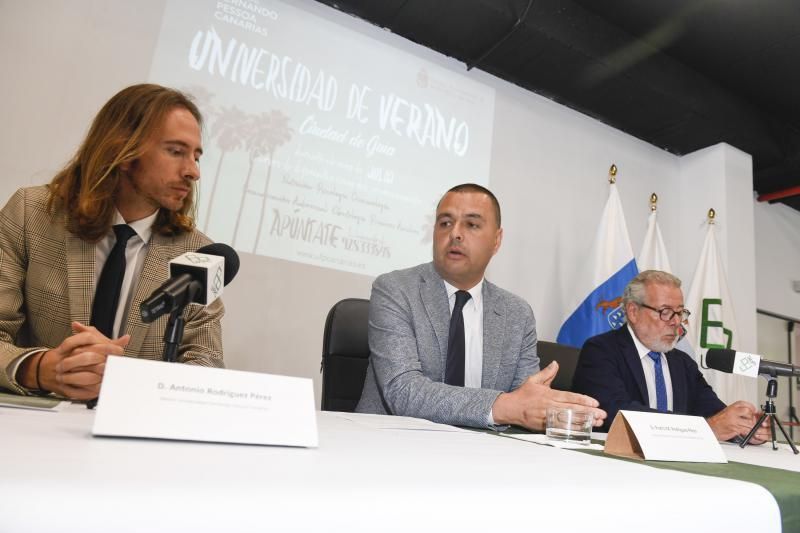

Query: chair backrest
left=320, top=298, right=370, bottom=412
left=537, top=340, right=580, bottom=391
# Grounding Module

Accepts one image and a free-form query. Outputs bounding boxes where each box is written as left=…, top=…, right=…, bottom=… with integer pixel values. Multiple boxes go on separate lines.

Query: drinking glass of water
left=546, top=407, right=594, bottom=445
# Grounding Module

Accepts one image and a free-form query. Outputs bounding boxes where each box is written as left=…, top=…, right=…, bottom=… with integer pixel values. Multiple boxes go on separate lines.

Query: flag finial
left=609, top=164, right=617, bottom=183
left=650, top=193, right=658, bottom=212
left=708, top=208, right=716, bottom=224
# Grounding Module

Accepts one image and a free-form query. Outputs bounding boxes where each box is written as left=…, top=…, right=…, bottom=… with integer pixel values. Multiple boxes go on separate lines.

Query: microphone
left=705, top=348, right=800, bottom=378
left=140, top=243, right=240, bottom=323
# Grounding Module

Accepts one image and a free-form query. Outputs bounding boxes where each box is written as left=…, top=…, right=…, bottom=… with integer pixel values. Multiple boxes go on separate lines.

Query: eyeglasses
left=638, top=303, right=691, bottom=322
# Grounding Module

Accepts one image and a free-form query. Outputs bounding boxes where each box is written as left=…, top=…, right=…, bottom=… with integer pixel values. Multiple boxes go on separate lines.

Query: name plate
left=92, top=356, right=318, bottom=447
left=604, top=410, right=725, bottom=463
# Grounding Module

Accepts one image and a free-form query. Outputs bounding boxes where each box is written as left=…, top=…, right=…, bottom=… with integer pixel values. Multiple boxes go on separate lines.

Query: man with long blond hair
left=0, top=84, right=224, bottom=401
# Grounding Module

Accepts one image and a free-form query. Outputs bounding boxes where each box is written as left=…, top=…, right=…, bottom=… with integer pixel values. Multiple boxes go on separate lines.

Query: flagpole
left=650, top=193, right=657, bottom=212
left=609, top=163, right=617, bottom=183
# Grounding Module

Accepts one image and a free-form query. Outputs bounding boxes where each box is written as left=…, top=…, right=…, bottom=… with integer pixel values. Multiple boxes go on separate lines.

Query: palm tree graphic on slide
left=245, top=109, right=293, bottom=252
left=197, top=102, right=292, bottom=252
left=203, top=105, right=247, bottom=232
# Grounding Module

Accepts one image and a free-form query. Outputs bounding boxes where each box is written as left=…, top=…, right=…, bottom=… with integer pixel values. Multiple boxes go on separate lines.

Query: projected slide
left=150, top=0, right=495, bottom=276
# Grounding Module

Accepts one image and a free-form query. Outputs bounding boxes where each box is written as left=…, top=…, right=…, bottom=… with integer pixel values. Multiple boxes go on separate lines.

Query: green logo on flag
left=699, top=298, right=732, bottom=349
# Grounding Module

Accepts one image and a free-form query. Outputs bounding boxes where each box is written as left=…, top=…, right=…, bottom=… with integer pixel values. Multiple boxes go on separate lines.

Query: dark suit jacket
left=572, top=326, right=725, bottom=432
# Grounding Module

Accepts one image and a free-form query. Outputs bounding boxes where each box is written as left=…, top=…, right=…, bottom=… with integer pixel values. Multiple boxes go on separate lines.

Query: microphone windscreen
left=705, top=348, right=736, bottom=373
left=196, top=243, right=240, bottom=285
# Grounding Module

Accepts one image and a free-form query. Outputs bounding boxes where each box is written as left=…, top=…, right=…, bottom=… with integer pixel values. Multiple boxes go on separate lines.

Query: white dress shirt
left=628, top=324, right=674, bottom=411
left=94, top=210, right=158, bottom=338
left=443, top=279, right=484, bottom=388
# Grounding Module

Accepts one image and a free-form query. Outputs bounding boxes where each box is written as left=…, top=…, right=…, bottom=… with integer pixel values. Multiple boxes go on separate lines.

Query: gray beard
left=650, top=337, right=679, bottom=353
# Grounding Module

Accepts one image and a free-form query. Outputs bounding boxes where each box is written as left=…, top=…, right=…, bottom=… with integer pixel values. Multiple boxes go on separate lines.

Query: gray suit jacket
left=356, top=262, right=539, bottom=427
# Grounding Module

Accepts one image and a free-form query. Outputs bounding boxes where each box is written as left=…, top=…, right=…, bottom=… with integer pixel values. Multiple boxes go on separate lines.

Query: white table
left=1, top=405, right=782, bottom=532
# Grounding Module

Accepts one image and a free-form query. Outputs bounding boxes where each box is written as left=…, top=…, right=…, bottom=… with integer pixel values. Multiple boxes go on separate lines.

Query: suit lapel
left=666, top=350, right=688, bottom=413
left=419, top=265, right=450, bottom=379
left=481, top=281, right=503, bottom=389
left=619, top=327, right=650, bottom=404
left=64, top=231, right=95, bottom=325
left=124, top=233, right=173, bottom=356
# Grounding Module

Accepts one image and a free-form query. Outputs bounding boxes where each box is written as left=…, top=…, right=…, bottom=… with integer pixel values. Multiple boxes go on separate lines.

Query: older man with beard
left=572, top=270, right=770, bottom=443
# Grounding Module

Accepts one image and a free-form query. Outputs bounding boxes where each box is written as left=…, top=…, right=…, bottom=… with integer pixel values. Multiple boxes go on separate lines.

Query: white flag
left=636, top=206, right=696, bottom=355
left=638, top=210, right=672, bottom=273
left=685, top=220, right=756, bottom=405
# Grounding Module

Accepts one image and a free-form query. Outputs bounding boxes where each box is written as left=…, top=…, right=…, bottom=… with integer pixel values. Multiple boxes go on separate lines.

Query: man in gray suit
left=357, top=184, right=606, bottom=429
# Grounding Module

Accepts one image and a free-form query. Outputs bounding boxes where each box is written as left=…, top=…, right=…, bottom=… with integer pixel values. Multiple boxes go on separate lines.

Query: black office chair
left=320, top=298, right=370, bottom=412
left=537, top=340, right=580, bottom=391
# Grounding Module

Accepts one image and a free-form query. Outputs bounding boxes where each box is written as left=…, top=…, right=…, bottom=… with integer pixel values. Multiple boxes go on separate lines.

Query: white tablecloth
left=0, top=406, right=782, bottom=532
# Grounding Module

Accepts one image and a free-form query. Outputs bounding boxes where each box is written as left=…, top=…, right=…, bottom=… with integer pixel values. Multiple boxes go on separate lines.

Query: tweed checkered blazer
left=0, top=186, right=224, bottom=394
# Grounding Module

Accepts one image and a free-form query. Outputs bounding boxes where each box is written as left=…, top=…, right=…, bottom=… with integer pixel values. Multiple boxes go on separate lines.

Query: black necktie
left=91, top=224, right=137, bottom=338
left=445, top=290, right=472, bottom=386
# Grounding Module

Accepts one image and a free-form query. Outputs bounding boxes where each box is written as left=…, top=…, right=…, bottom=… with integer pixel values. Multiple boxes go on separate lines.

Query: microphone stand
left=161, top=281, right=201, bottom=363
left=740, top=377, right=799, bottom=454
left=162, top=308, right=185, bottom=363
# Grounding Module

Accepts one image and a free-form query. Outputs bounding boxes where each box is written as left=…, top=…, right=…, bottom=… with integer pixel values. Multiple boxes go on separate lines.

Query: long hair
left=47, top=84, right=203, bottom=242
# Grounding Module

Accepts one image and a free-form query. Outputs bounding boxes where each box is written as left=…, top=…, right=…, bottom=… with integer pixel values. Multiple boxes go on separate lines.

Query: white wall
left=754, top=201, right=800, bottom=321
left=2, top=0, right=797, bottom=405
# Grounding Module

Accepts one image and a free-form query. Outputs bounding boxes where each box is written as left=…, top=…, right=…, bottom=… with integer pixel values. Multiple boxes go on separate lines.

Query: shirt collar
left=628, top=323, right=659, bottom=360
left=111, top=208, right=158, bottom=244
left=443, top=278, right=484, bottom=308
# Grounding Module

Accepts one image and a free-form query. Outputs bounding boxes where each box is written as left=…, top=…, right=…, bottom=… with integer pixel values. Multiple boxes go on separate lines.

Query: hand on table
left=707, top=401, right=770, bottom=444
left=32, top=322, right=129, bottom=400
left=492, top=361, right=607, bottom=430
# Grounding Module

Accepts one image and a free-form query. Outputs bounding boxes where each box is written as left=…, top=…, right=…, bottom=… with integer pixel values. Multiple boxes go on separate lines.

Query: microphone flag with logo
left=557, top=166, right=638, bottom=348
left=685, top=210, right=756, bottom=405
left=140, top=243, right=239, bottom=323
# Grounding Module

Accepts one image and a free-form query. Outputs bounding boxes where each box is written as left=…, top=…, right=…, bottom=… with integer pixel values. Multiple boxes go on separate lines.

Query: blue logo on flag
left=607, top=306, right=626, bottom=330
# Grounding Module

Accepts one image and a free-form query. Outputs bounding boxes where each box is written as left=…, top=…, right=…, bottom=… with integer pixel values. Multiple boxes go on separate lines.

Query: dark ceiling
left=316, top=0, right=800, bottom=211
